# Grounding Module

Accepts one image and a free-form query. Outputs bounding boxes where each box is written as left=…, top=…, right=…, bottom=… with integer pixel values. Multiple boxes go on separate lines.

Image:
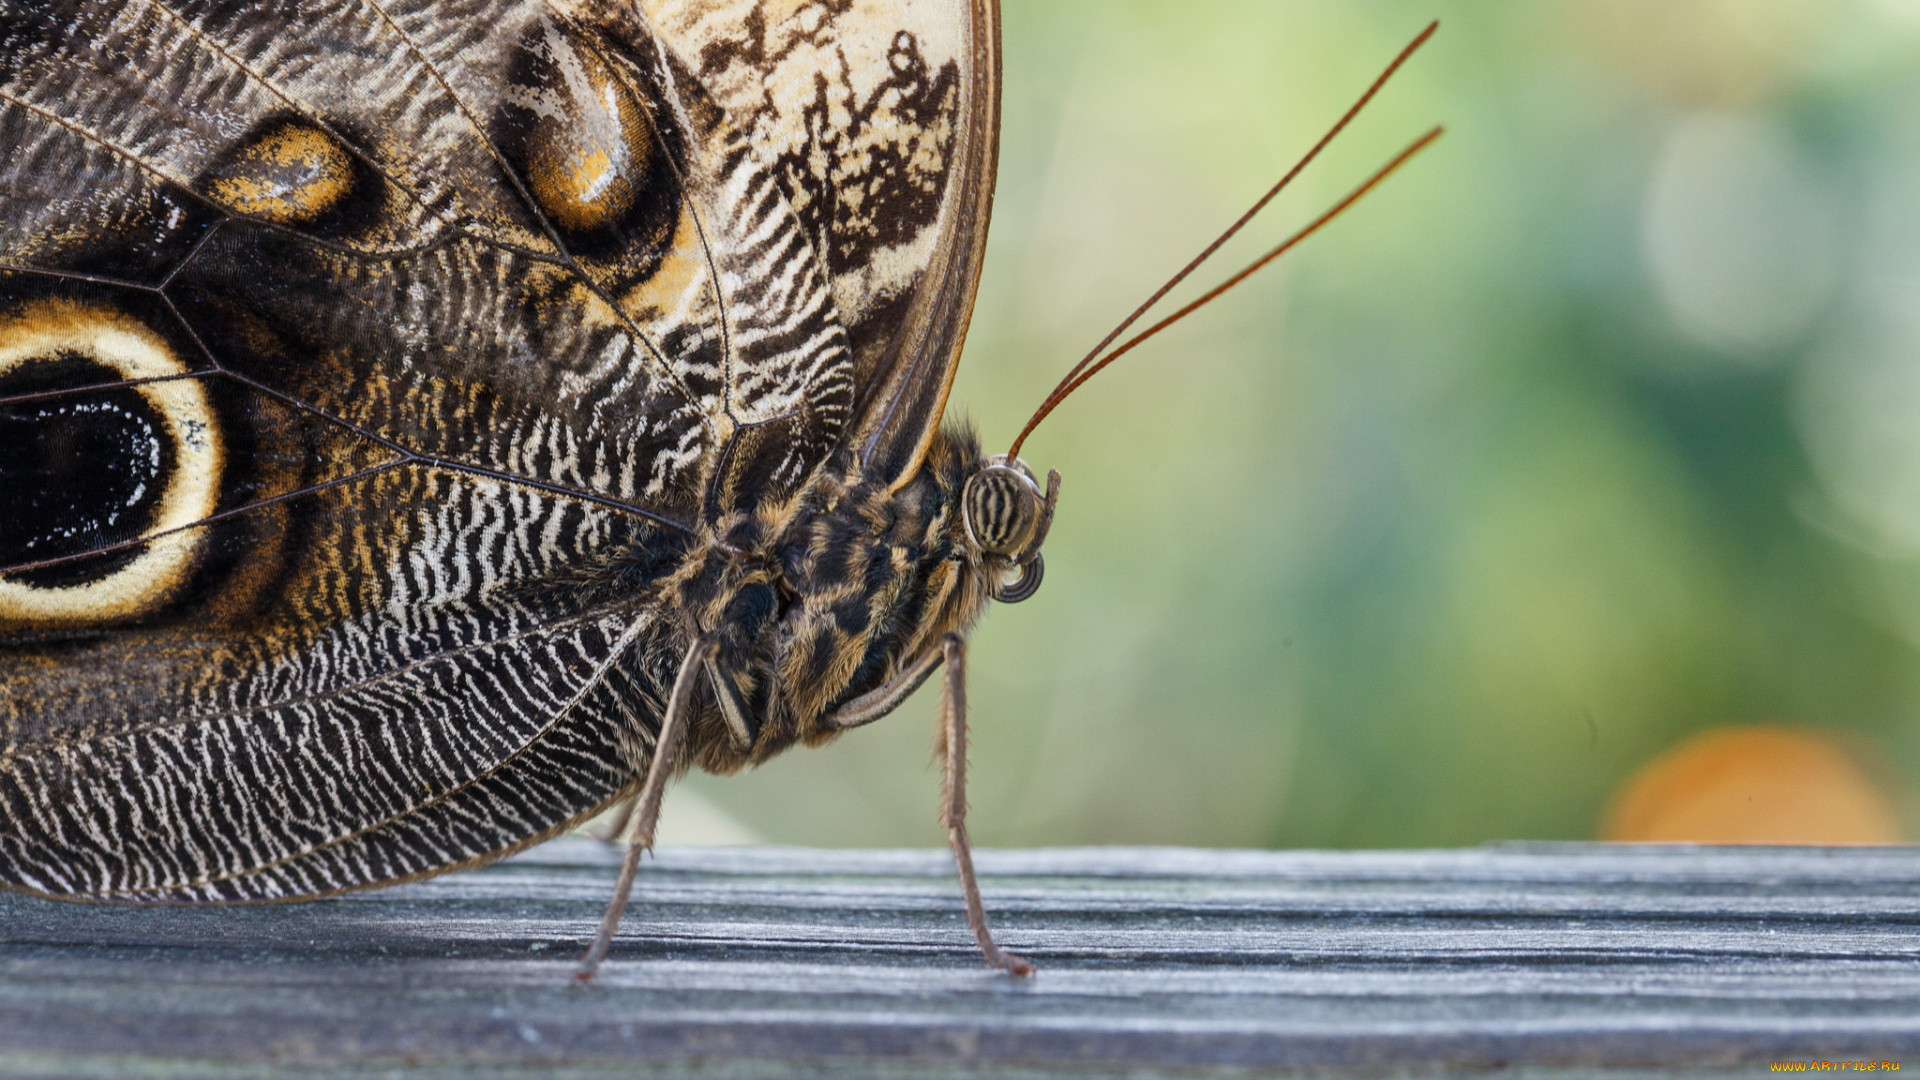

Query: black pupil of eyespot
left=0, top=356, right=170, bottom=586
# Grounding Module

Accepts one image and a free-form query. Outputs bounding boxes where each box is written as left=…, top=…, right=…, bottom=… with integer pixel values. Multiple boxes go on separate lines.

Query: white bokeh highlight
left=1643, top=111, right=1839, bottom=357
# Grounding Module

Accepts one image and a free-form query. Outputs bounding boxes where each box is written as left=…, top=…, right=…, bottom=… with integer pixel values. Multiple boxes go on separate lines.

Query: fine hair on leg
left=589, top=792, right=639, bottom=845
left=936, top=633, right=1034, bottom=976
left=575, top=633, right=719, bottom=982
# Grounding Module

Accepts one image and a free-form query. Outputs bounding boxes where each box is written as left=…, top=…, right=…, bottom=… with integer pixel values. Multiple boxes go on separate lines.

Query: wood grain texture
left=3, top=839, right=1918, bottom=1078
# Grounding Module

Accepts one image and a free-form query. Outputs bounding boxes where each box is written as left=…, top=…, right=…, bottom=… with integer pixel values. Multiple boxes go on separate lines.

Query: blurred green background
left=665, top=0, right=1920, bottom=849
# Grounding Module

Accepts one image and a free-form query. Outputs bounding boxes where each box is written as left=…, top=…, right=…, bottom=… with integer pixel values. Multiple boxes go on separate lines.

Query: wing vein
left=86, top=609, right=655, bottom=898
left=352, top=0, right=708, bottom=423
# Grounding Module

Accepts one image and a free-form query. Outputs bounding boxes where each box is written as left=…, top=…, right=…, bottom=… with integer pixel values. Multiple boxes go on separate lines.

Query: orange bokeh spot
left=1601, top=726, right=1901, bottom=844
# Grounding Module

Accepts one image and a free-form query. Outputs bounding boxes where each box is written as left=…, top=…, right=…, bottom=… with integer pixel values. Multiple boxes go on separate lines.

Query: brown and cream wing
left=645, top=0, right=1002, bottom=490
left=0, top=0, right=987, bottom=900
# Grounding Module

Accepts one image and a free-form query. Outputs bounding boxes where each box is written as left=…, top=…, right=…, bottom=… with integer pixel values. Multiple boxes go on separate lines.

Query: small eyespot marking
left=0, top=302, right=223, bottom=626
left=522, top=37, right=653, bottom=233
left=204, top=122, right=356, bottom=226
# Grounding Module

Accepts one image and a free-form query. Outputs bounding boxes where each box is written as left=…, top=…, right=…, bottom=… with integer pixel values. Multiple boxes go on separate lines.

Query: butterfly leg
left=934, top=633, right=1035, bottom=977
left=819, top=636, right=1031, bottom=974
left=575, top=632, right=718, bottom=983
left=588, top=792, right=637, bottom=845
left=821, top=641, right=947, bottom=731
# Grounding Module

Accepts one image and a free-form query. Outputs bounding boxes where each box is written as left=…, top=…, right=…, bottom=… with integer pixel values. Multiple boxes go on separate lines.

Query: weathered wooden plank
left=2, top=841, right=1918, bottom=1078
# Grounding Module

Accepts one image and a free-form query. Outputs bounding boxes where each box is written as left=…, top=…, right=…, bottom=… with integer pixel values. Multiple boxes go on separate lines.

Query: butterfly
left=0, top=0, right=1436, bottom=978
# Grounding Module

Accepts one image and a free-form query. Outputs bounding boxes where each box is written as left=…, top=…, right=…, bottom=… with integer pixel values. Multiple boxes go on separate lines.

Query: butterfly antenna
left=1008, top=125, right=1441, bottom=457
left=1008, top=21, right=1439, bottom=460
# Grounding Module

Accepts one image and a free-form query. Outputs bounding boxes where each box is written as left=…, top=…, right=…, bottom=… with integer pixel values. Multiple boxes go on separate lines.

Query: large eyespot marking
left=203, top=121, right=356, bottom=226
left=0, top=302, right=222, bottom=626
left=512, top=26, right=656, bottom=234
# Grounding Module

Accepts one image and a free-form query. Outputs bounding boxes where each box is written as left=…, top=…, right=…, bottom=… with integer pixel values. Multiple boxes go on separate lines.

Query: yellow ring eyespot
left=0, top=302, right=223, bottom=626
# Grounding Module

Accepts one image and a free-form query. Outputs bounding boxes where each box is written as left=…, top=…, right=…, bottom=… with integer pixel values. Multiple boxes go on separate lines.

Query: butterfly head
left=959, top=454, right=1058, bottom=604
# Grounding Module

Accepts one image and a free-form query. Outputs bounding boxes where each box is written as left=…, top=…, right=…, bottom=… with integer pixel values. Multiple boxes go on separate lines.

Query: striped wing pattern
left=0, top=0, right=988, bottom=899
left=0, top=473, right=660, bottom=898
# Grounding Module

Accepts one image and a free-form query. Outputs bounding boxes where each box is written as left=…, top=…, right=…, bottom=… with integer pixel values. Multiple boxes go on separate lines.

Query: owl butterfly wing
left=649, top=0, right=1003, bottom=491
left=0, top=0, right=992, bottom=900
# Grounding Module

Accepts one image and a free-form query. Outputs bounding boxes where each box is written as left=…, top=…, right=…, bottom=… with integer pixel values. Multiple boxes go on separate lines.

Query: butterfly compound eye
left=961, top=461, right=1042, bottom=558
